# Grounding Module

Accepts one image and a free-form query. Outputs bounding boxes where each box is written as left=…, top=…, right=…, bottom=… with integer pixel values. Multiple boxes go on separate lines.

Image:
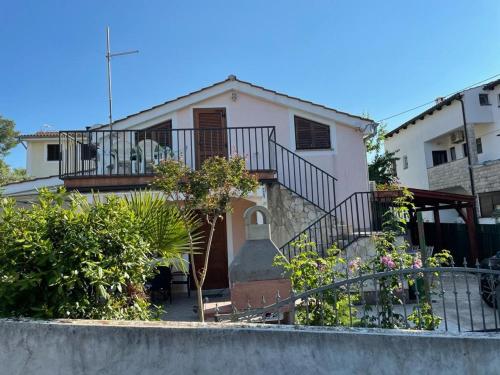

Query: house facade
left=5, top=76, right=375, bottom=289
left=385, top=79, right=500, bottom=223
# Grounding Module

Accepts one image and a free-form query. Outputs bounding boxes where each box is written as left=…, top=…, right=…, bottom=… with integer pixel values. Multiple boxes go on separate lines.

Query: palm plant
left=124, top=190, right=202, bottom=272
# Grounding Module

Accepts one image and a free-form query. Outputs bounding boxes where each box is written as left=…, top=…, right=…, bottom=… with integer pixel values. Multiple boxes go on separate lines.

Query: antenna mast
left=105, top=26, right=138, bottom=131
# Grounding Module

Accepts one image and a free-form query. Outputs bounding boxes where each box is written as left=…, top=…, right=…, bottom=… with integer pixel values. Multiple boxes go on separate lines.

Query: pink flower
left=348, top=257, right=362, bottom=272
left=413, top=258, right=423, bottom=269
left=380, top=255, right=396, bottom=269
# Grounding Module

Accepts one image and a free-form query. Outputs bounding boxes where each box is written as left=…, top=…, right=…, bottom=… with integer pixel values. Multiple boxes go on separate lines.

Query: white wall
left=26, top=139, right=60, bottom=178
left=385, top=101, right=464, bottom=189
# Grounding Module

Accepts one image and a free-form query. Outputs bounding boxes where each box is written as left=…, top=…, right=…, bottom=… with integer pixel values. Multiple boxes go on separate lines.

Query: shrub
left=0, top=189, right=160, bottom=320
left=274, top=238, right=356, bottom=326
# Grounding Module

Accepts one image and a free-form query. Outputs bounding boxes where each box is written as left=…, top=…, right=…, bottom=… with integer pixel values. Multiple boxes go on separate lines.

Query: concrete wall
left=1, top=319, right=499, bottom=375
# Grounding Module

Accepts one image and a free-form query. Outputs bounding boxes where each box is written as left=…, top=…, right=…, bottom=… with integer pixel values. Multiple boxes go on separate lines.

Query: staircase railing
left=280, top=191, right=397, bottom=259
left=268, top=128, right=337, bottom=212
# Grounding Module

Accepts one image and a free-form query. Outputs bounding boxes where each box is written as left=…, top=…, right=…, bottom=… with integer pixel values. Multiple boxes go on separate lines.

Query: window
left=450, top=146, right=456, bottom=161
left=294, top=116, right=331, bottom=150
left=479, top=93, right=490, bottom=106
left=136, top=120, right=173, bottom=148
left=46, top=144, right=60, bottom=161
left=432, top=150, right=448, bottom=166
left=498, top=94, right=500, bottom=107
left=403, top=155, right=408, bottom=169
left=391, top=159, right=397, bottom=177
left=463, top=143, right=468, bottom=157
left=479, top=191, right=500, bottom=217
left=476, top=138, right=483, bottom=154
left=81, top=143, right=97, bottom=161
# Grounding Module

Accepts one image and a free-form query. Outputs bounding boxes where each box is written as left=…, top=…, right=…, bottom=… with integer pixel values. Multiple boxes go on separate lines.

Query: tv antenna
left=106, top=26, right=138, bottom=131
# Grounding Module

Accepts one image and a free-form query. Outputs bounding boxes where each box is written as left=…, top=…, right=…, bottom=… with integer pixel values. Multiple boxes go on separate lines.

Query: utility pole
left=105, top=26, right=138, bottom=131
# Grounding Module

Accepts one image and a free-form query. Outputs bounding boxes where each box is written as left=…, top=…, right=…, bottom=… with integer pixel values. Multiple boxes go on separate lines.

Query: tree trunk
left=189, top=217, right=218, bottom=323
left=196, top=285, right=204, bottom=322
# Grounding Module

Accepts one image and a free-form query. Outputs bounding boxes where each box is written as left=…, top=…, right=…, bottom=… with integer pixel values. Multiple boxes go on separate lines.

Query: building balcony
left=59, top=127, right=277, bottom=189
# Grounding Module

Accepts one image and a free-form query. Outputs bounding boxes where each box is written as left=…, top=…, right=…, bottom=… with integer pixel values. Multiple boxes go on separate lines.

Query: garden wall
left=0, top=319, right=499, bottom=375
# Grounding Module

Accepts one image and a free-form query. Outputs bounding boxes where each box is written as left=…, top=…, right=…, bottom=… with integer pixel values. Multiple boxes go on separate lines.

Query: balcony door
left=194, top=108, right=228, bottom=169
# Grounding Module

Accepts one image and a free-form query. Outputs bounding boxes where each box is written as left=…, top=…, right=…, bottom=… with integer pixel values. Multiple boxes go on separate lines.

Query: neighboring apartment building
left=385, top=79, right=500, bottom=223
left=4, top=76, right=375, bottom=289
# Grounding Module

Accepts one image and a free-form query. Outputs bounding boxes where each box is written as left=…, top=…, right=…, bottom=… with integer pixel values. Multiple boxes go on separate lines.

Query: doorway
left=191, top=214, right=229, bottom=290
left=193, top=108, right=228, bottom=168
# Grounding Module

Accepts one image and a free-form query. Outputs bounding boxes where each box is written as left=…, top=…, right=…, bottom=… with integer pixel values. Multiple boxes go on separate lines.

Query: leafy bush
left=274, top=238, right=356, bottom=326
left=0, top=189, right=181, bottom=320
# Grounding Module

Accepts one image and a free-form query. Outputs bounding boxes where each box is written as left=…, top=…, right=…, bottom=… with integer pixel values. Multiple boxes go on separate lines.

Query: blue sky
left=1, top=1, right=499, bottom=168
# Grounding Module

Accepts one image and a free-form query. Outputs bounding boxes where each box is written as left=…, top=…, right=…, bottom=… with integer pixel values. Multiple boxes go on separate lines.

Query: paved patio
left=161, top=292, right=231, bottom=322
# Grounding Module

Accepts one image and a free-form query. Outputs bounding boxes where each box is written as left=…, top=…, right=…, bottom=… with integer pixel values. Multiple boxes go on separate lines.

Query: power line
left=377, top=72, right=500, bottom=123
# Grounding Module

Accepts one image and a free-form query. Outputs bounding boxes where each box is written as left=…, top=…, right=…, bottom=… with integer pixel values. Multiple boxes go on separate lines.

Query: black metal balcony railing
left=59, top=127, right=276, bottom=178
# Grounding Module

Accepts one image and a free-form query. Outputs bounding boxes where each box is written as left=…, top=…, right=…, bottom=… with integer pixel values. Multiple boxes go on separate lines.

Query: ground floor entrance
left=191, top=213, right=229, bottom=290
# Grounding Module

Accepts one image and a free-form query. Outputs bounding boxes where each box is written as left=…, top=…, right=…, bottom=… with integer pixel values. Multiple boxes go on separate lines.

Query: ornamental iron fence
left=218, top=260, right=500, bottom=333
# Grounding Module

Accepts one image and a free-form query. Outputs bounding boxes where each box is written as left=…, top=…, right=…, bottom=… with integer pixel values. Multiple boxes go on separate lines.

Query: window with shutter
left=294, top=116, right=331, bottom=150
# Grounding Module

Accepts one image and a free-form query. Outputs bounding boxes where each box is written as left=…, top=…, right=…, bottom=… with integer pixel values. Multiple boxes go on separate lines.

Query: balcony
left=59, top=127, right=276, bottom=188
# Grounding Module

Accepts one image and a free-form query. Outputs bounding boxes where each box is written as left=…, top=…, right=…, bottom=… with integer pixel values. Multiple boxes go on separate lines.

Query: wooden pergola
left=407, top=188, right=478, bottom=260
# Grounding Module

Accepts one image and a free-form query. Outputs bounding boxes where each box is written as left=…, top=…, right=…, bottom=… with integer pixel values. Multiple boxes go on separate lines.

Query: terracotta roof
left=385, top=93, right=463, bottom=138
left=20, top=131, right=60, bottom=139
left=93, top=75, right=370, bottom=129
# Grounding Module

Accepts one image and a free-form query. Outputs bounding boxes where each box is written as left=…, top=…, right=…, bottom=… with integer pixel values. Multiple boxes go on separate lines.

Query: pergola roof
left=408, top=188, right=475, bottom=208
left=406, top=188, right=478, bottom=261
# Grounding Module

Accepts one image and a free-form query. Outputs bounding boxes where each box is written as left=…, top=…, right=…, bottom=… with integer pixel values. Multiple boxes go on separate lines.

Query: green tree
left=0, top=116, right=26, bottom=186
left=0, top=116, right=19, bottom=158
left=154, top=156, right=258, bottom=322
left=0, top=160, right=27, bottom=185
left=369, top=150, right=399, bottom=185
left=365, top=123, right=398, bottom=185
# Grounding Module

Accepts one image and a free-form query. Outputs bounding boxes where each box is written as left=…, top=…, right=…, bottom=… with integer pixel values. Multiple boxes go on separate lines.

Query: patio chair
left=148, top=266, right=173, bottom=304
left=137, top=139, right=159, bottom=173
left=172, top=268, right=191, bottom=298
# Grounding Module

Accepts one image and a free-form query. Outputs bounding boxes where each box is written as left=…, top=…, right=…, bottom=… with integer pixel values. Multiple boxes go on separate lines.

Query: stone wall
left=427, top=158, right=471, bottom=193
left=1, top=319, right=499, bottom=375
left=473, top=159, right=500, bottom=194
left=266, top=184, right=324, bottom=248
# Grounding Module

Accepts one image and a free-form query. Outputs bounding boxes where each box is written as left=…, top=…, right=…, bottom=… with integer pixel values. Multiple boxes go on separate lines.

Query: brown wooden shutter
left=294, top=116, right=331, bottom=150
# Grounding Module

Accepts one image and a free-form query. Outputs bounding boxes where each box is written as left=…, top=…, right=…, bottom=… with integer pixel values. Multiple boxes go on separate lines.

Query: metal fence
left=222, top=263, right=500, bottom=333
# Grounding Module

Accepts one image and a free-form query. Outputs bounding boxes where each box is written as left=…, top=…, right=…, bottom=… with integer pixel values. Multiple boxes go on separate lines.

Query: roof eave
left=385, top=93, right=463, bottom=139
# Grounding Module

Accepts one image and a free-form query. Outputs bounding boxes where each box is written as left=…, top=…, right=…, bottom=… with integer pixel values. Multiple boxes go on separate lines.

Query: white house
left=4, top=75, right=376, bottom=289
left=385, top=79, right=500, bottom=223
